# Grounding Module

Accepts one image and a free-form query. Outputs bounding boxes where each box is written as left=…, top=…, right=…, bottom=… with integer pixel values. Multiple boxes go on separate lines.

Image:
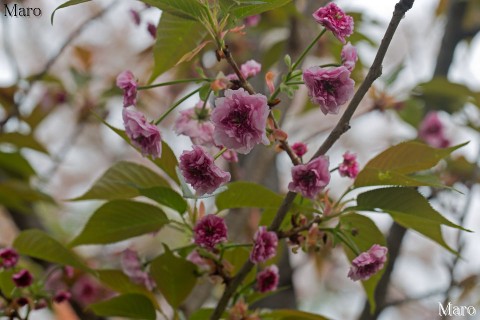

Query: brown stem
left=209, top=1, right=415, bottom=319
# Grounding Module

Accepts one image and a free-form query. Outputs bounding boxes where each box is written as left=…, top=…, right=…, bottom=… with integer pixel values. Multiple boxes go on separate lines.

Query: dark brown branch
left=210, top=3, right=415, bottom=318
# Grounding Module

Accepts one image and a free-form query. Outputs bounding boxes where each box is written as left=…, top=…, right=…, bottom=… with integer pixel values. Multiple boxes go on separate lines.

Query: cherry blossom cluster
left=113, top=2, right=388, bottom=298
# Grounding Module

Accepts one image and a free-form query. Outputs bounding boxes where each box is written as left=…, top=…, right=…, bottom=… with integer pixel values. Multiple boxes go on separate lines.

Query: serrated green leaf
left=13, top=230, right=90, bottom=272
left=70, top=200, right=169, bottom=246
left=150, top=245, right=197, bottom=308
left=89, top=294, right=156, bottom=320
left=220, top=0, right=292, bottom=19
left=149, top=13, right=207, bottom=82
left=141, top=0, right=208, bottom=20
left=263, top=309, right=330, bottom=320
left=340, top=214, right=386, bottom=312
left=96, top=269, right=159, bottom=309
left=139, top=186, right=187, bottom=214
left=0, top=133, right=48, bottom=154
left=51, top=0, right=92, bottom=24
left=72, top=161, right=169, bottom=201
left=354, top=141, right=467, bottom=188
left=215, top=181, right=283, bottom=211
left=354, top=187, right=469, bottom=254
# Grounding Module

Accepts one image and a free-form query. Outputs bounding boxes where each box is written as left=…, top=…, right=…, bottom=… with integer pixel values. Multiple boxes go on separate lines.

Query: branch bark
left=210, top=1, right=415, bottom=318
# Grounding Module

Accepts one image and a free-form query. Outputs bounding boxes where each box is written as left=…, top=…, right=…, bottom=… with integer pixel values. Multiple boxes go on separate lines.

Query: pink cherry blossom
left=193, top=215, right=228, bottom=250
left=348, top=244, right=388, bottom=281
left=53, top=291, right=71, bottom=304
left=174, top=101, right=215, bottom=146
left=341, top=42, right=358, bottom=72
left=12, top=269, right=33, bottom=288
left=0, top=248, right=19, bottom=269
left=303, top=66, right=355, bottom=115
left=313, top=3, right=354, bottom=44
left=418, top=112, right=450, bottom=148
left=256, top=265, right=279, bottom=293
left=116, top=70, right=138, bottom=107
left=339, top=151, right=359, bottom=179
left=212, top=89, right=269, bottom=154
left=226, top=60, right=262, bottom=81
left=291, top=142, right=308, bottom=158
left=288, top=156, right=330, bottom=199
left=244, top=15, right=261, bottom=27
left=250, top=226, right=278, bottom=264
left=123, top=107, right=162, bottom=159
left=240, top=60, right=261, bottom=78
left=121, top=249, right=155, bottom=290
left=179, top=146, right=231, bottom=195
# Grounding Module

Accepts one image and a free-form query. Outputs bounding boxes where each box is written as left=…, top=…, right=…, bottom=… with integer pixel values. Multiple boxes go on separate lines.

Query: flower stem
left=214, top=147, right=228, bottom=160
left=292, top=28, right=327, bottom=70
left=155, top=88, right=201, bottom=125
left=268, top=28, right=327, bottom=103
left=138, top=78, right=210, bottom=90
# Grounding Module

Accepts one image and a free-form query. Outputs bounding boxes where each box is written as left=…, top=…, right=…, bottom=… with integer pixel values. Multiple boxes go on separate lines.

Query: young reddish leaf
left=176, top=40, right=212, bottom=66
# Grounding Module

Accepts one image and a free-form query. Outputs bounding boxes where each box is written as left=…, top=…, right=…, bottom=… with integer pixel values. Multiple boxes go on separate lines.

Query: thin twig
left=209, top=1, right=415, bottom=318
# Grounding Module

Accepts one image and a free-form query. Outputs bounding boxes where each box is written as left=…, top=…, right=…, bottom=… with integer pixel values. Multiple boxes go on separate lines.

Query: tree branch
left=210, top=1, right=415, bottom=318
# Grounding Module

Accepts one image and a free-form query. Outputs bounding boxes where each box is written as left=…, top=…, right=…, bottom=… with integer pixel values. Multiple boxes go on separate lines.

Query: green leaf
left=412, top=77, right=480, bottom=113
left=0, top=181, right=54, bottom=214
left=139, top=187, right=187, bottom=214
left=72, top=161, right=169, bottom=201
left=354, top=187, right=469, bottom=254
left=340, top=214, right=386, bottom=312
left=100, top=118, right=180, bottom=184
left=141, top=0, right=208, bottom=20
left=51, top=0, right=92, bottom=24
left=189, top=309, right=216, bottom=320
left=13, top=230, right=90, bottom=272
left=263, top=309, right=330, bottom=320
left=89, top=294, right=156, bottom=320
left=153, top=141, right=180, bottom=185
left=220, top=0, right=292, bottom=19
left=0, top=270, right=16, bottom=298
left=148, top=13, right=207, bottom=82
left=70, top=200, right=169, bottom=246
left=0, top=152, right=35, bottom=180
left=96, top=269, right=159, bottom=309
left=0, top=133, right=48, bottom=154
left=150, top=245, right=197, bottom=308
left=222, top=247, right=256, bottom=285
left=354, top=141, right=467, bottom=188
left=215, top=181, right=283, bottom=211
